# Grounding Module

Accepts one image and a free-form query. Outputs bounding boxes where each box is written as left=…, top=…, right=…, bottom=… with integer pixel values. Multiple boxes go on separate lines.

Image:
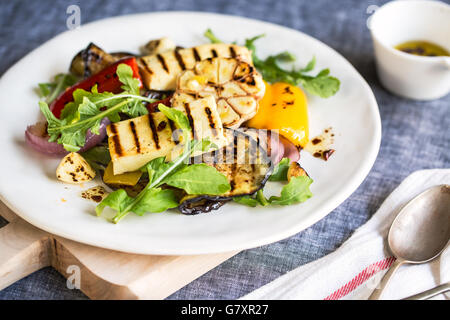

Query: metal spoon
left=369, top=184, right=450, bottom=300
left=402, top=281, right=450, bottom=300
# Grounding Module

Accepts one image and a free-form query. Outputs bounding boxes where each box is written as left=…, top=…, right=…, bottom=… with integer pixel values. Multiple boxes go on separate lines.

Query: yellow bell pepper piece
left=103, top=161, right=142, bottom=186
left=247, top=82, right=309, bottom=148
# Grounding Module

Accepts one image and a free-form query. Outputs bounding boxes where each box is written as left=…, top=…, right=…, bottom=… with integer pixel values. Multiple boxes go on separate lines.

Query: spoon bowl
left=389, top=184, right=450, bottom=263
left=369, top=184, right=450, bottom=299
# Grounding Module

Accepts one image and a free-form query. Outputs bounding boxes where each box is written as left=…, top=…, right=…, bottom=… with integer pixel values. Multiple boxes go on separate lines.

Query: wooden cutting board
left=0, top=201, right=238, bottom=299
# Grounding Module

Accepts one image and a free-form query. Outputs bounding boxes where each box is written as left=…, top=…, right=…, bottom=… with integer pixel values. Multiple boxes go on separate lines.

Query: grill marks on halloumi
left=107, top=112, right=177, bottom=175
left=139, top=44, right=252, bottom=90
left=107, top=96, right=227, bottom=174
left=172, top=57, right=265, bottom=128
left=172, top=95, right=227, bottom=147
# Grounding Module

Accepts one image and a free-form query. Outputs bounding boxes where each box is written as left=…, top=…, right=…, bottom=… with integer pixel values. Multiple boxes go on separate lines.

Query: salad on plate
left=25, top=29, right=340, bottom=223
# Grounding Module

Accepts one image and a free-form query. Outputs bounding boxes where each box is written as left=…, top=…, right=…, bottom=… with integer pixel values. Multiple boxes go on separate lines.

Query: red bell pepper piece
left=50, top=57, right=142, bottom=118
left=146, top=95, right=172, bottom=113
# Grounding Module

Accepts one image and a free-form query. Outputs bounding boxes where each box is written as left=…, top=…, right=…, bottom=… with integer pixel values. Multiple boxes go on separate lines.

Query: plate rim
left=0, top=11, right=381, bottom=255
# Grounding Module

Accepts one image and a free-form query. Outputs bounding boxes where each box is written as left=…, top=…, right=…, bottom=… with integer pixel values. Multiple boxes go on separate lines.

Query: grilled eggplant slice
left=287, top=162, right=309, bottom=182
left=70, top=43, right=122, bottom=78
left=177, top=195, right=228, bottom=215
left=179, top=128, right=273, bottom=215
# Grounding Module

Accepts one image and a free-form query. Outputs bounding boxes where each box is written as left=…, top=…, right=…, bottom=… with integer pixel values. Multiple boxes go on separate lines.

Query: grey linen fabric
left=0, top=0, right=449, bottom=300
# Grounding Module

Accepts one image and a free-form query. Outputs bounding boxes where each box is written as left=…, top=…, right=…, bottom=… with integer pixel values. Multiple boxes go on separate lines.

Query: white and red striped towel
left=241, top=169, right=450, bottom=300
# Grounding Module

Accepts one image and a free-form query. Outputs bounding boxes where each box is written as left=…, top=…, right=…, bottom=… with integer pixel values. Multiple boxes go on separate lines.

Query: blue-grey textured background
left=0, top=0, right=449, bottom=300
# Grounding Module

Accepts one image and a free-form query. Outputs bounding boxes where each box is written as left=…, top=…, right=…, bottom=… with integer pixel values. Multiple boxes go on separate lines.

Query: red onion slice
left=25, top=118, right=110, bottom=156
left=280, top=136, right=300, bottom=162
left=267, top=131, right=285, bottom=164
left=237, top=128, right=285, bottom=164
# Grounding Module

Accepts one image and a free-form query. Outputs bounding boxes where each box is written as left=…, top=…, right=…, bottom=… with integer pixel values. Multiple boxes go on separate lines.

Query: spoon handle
left=368, top=259, right=405, bottom=300
left=402, top=282, right=450, bottom=300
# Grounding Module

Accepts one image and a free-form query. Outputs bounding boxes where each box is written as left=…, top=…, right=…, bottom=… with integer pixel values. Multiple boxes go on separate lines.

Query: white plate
left=0, top=12, right=381, bottom=255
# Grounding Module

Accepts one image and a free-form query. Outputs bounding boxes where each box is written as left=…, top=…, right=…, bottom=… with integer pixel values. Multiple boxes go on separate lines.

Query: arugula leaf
left=81, top=144, right=111, bottom=172
left=246, top=36, right=340, bottom=98
left=157, top=104, right=191, bottom=133
left=234, top=173, right=313, bottom=208
left=143, top=156, right=173, bottom=180
left=158, top=103, right=193, bottom=155
left=38, top=73, right=78, bottom=104
left=204, top=28, right=223, bottom=44
left=233, top=195, right=259, bottom=207
left=244, top=34, right=266, bottom=60
left=296, top=69, right=340, bottom=98
left=116, top=64, right=140, bottom=95
left=164, top=163, right=230, bottom=195
left=300, top=56, right=316, bottom=73
left=96, top=186, right=179, bottom=221
left=60, top=86, right=113, bottom=124
left=115, top=64, right=148, bottom=117
left=268, top=176, right=313, bottom=205
left=96, top=189, right=134, bottom=217
left=39, top=101, right=62, bottom=128
left=256, top=189, right=270, bottom=206
left=131, top=188, right=179, bottom=215
left=233, top=189, right=268, bottom=207
left=269, top=158, right=291, bottom=181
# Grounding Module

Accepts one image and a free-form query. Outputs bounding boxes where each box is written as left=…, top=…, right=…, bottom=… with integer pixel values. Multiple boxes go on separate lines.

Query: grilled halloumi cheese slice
left=139, top=44, right=252, bottom=91
left=107, top=96, right=228, bottom=174
left=141, top=37, right=176, bottom=56
left=107, top=112, right=177, bottom=175
left=173, top=57, right=265, bottom=128
left=56, top=152, right=96, bottom=184
left=172, top=95, right=227, bottom=146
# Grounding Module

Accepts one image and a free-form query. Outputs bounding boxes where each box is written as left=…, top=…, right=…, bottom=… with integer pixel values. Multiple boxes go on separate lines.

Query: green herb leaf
left=300, top=56, right=316, bottom=73
left=128, top=188, right=179, bottom=216
left=38, top=83, right=52, bottom=97
left=38, top=101, right=62, bottom=128
left=116, top=63, right=140, bottom=95
left=164, top=163, right=231, bottom=195
left=269, top=158, right=291, bottom=181
left=204, top=28, right=223, bottom=44
left=97, top=187, right=178, bottom=223
left=158, top=103, right=193, bottom=155
left=157, top=104, right=191, bottom=133
left=233, top=195, right=260, bottom=207
left=96, top=189, right=134, bottom=217
left=38, top=73, right=78, bottom=104
left=268, top=176, right=313, bottom=205
left=234, top=174, right=313, bottom=208
left=244, top=34, right=340, bottom=98
left=256, top=189, right=270, bottom=206
left=142, top=156, right=173, bottom=182
left=233, top=189, right=269, bottom=207
left=244, top=34, right=266, bottom=61
left=296, top=72, right=340, bottom=98
left=81, top=144, right=111, bottom=172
